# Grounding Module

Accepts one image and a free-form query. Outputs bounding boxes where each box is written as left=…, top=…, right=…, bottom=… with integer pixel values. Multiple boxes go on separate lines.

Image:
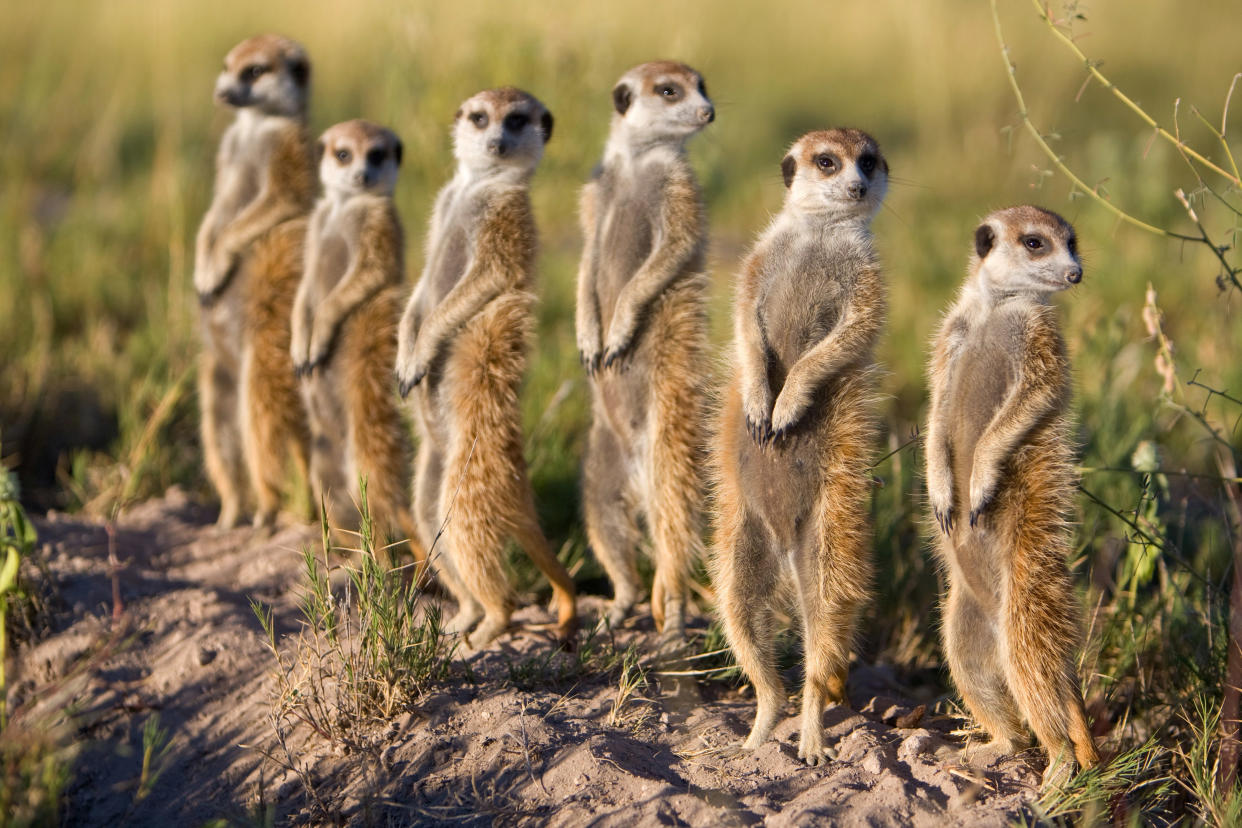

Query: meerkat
left=925, top=205, right=1099, bottom=785
left=711, top=129, right=888, bottom=765
left=395, top=88, right=576, bottom=648
left=575, top=61, right=714, bottom=641
left=194, top=34, right=316, bottom=530
left=289, top=119, right=423, bottom=568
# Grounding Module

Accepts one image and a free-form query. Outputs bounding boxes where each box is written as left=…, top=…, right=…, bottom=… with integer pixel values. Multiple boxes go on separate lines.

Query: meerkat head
left=971, top=206, right=1082, bottom=294
left=452, top=88, right=553, bottom=176
left=609, top=61, right=715, bottom=148
left=215, top=34, right=310, bottom=118
left=316, top=120, right=403, bottom=198
left=779, top=129, right=888, bottom=221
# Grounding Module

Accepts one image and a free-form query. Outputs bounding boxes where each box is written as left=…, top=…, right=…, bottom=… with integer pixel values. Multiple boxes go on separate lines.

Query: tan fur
left=711, top=129, right=888, bottom=765
left=397, top=89, right=575, bottom=648
left=196, top=34, right=315, bottom=530
left=577, top=61, right=715, bottom=640
left=926, top=205, right=1099, bottom=785
left=290, top=120, right=423, bottom=568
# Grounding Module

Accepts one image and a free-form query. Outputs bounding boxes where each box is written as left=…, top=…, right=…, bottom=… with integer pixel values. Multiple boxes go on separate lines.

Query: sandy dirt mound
left=11, top=489, right=1041, bottom=825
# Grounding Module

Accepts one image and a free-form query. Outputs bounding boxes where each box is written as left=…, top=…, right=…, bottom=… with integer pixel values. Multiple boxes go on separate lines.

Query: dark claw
left=969, top=508, right=982, bottom=528
left=934, top=508, right=954, bottom=534
left=398, top=378, right=413, bottom=399
left=198, top=290, right=218, bottom=308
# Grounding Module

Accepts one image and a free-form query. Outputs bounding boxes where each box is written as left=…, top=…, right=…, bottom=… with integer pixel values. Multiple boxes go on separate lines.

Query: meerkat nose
left=699, top=105, right=715, bottom=124
left=847, top=182, right=868, bottom=200
left=1066, top=265, right=1082, bottom=284
left=487, top=137, right=508, bottom=157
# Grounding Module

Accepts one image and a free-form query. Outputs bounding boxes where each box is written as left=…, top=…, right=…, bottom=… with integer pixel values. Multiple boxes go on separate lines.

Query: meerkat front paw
left=927, top=466, right=955, bottom=534
left=304, top=324, right=334, bottom=376
left=968, top=459, right=1000, bottom=528
left=600, top=321, right=637, bottom=370
left=395, top=341, right=429, bottom=398
left=741, top=383, right=773, bottom=443
left=577, top=329, right=602, bottom=376
left=769, top=382, right=810, bottom=441
left=198, top=246, right=238, bottom=304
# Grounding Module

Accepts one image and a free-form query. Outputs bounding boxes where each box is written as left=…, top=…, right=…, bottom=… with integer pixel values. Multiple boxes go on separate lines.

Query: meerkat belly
left=425, top=224, right=472, bottom=310
left=947, top=322, right=1021, bottom=515
left=201, top=282, right=246, bottom=363
left=593, top=194, right=654, bottom=328
left=312, top=232, right=350, bottom=311
left=737, top=431, right=819, bottom=549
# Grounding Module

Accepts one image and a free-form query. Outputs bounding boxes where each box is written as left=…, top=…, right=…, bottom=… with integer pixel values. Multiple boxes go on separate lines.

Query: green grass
left=3, top=0, right=1242, bottom=821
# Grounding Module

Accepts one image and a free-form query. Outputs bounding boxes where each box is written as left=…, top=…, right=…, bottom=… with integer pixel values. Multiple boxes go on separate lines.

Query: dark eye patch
left=503, top=112, right=529, bottom=132
left=858, top=154, right=877, bottom=176
left=469, top=111, right=488, bottom=129
left=241, top=64, right=267, bottom=83
left=655, top=82, right=684, bottom=102
left=366, top=147, right=387, bottom=167
left=1067, top=235, right=1078, bottom=256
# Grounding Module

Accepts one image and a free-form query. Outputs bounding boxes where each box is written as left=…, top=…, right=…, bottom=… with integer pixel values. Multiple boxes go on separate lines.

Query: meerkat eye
left=858, top=154, right=876, bottom=175
left=241, top=64, right=267, bottom=83
left=503, top=112, right=529, bottom=132
left=365, top=148, right=387, bottom=167
left=335, top=148, right=352, bottom=164
left=1022, top=235, right=1045, bottom=251
left=814, top=154, right=837, bottom=173
left=469, top=111, right=488, bottom=129
left=655, top=83, right=683, bottom=101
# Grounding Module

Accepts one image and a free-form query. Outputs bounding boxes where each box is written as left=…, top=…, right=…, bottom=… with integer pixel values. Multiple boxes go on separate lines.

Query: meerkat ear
left=315, top=138, right=325, bottom=163
left=975, top=223, right=995, bottom=259
left=288, top=57, right=309, bottom=87
left=781, top=155, right=796, bottom=188
left=454, top=108, right=463, bottom=122
left=540, top=110, right=554, bottom=144
left=393, top=139, right=403, bottom=166
left=612, top=83, right=632, bottom=116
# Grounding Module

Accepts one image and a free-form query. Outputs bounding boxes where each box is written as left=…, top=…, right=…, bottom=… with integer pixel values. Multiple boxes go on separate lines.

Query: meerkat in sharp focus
left=194, top=34, right=316, bottom=530
left=711, top=129, right=889, bottom=765
left=289, top=120, right=424, bottom=568
left=925, top=205, right=1099, bottom=785
left=576, top=61, right=714, bottom=641
left=395, top=88, right=577, bottom=648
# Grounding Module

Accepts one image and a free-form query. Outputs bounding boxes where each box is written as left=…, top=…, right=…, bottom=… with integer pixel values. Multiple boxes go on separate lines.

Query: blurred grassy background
left=2, top=0, right=1241, bottom=812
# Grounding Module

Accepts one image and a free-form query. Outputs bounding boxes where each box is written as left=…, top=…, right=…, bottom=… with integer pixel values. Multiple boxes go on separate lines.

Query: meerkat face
left=780, top=129, right=888, bottom=220
left=611, top=61, right=715, bottom=143
left=452, top=88, right=553, bottom=174
left=973, top=206, right=1082, bottom=293
left=316, top=120, right=402, bottom=198
left=214, top=34, right=310, bottom=117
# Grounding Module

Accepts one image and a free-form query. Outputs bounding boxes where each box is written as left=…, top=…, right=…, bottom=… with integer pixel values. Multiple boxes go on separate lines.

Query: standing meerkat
left=712, top=129, right=888, bottom=765
left=194, top=34, right=316, bottom=530
left=576, top=61, right=714, bottom=640
left=396, top=88, right=576, bottom=648
left=925, top=205, right=1099, bottom=784
left=290, top=120, right=423, bottom=566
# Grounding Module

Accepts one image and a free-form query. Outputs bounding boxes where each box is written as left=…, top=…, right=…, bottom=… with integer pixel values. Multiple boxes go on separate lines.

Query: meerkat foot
left=252, top=510, right=278, bottom=537
left=215, top=502, right=242, bottom=531
left=963, top=736, right=1025, bottom=769
left=1040, top=751, right=1078, bottom=790
left=742, top=708, right=780, bottom=751
left=798, top=715, right=832, bottom=766
left=445, top=603, right=484, bottom=639
left=464, top=612, right=510, bottom=651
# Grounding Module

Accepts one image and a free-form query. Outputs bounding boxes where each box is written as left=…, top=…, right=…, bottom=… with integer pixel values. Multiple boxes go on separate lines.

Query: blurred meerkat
left=396, top=88, right=576, bottom=648
left=290, top=120, right=423, bottom=567
left=576, top=61, right=714, bottom=640
left=925, top=205, right=1099, bottom=785
left=194, top=34, right=316, bottom=530
left=712, top=129, right=888, bottom=765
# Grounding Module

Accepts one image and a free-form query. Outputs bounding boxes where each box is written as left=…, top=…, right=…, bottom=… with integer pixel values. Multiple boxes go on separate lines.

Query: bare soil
left=12, top=489, right=1043, bottom=826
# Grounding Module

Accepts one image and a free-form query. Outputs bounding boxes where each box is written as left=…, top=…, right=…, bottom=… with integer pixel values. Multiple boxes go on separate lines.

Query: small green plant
left=134, top=713, right=172, bottom=803
left=0, top=467, right=35, bottom=730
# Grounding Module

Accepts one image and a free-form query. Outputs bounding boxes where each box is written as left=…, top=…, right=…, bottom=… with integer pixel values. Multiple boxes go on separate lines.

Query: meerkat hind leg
left=793, top=549, right=849, bottom=766
left=584, top=419, right=643, bottom=630
left=719, top=512, right=784, bottom=750
left=200, top=353, right=246, bottom=530
left=944, top=577, right=1029, bottom=765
